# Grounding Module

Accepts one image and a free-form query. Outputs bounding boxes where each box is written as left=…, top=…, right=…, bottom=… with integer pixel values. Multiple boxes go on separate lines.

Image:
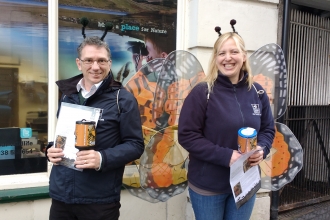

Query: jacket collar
left=216, top=71, right=248, bottom=88
left=56, top=71, right=122, bottom=96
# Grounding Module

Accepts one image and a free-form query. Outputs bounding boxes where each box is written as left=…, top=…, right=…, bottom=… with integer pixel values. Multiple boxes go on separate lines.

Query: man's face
left=76, top=45, right=111, bottom=90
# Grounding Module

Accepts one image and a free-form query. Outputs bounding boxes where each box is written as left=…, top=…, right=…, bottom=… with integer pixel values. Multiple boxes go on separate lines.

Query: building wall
left=0, top=190, right=187, bottom=220
left=0, top=0, right=280, bottom=219
left=178, top=0, right=279, bottom=74
left=0, top=189, right=270, bottom=220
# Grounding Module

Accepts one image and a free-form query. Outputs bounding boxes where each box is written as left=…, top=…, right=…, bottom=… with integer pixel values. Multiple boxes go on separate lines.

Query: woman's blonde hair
left=203, top=32, right=253, bottom=92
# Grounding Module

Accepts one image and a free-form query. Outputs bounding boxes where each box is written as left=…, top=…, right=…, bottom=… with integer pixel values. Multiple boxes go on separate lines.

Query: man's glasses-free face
left=79, top=58, right=111, bottom=66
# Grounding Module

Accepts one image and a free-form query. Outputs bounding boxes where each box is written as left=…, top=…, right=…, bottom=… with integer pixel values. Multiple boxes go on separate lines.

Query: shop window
left=0, top=1, right=48, bottom=175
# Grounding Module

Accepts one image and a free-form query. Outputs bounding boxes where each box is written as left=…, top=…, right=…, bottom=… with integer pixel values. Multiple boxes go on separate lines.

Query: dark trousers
left=49, top=199, right=121, bottom=220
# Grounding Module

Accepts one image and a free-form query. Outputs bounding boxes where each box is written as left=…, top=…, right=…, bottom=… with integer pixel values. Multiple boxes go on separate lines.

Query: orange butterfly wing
left=260, top=127, right=291, bottom=178
left=123, top=51, right=205, bottom=202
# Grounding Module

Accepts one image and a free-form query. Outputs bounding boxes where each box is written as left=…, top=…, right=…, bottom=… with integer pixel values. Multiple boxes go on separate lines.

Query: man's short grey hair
left=77, top=36, right=111, bottom=59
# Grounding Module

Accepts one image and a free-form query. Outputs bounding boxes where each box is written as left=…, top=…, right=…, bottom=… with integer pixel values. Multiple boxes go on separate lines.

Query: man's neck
left=82, top=79, right=92, bottom=92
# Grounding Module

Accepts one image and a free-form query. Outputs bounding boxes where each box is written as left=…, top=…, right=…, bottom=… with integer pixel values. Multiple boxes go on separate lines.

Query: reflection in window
left=0, top=1, right=48, bottom=175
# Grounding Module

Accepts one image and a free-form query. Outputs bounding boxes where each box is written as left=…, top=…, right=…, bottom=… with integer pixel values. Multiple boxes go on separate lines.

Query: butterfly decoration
left=250, top=43, right=304, bottom=191
left=122, top=51, right=205, bottom=202
left=122, top=43, right=304, bottom=202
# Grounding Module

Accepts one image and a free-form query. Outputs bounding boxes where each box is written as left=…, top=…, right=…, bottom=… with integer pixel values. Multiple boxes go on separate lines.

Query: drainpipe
left=270, top=0, right=291, bottom=219
left=281, top=0, right=291, bottom=63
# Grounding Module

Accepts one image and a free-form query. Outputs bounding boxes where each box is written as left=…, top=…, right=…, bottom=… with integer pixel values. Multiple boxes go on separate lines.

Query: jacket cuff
left=258, top=144, right=270, bottom=159
left=45, top=142, right=54, bottom=162
left=97, top=150, right=106, bottom=171
left=95, top=151, right=103, bottom=171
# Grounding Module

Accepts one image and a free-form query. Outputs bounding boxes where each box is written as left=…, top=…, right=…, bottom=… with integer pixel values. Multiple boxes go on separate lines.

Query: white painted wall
left=0, top=190, right=187, bottom=220
left=178, top=0, right=279, bottom=74
left=0, top=199, right=51, bottom=220
left=0, top=189, right=269, bottom=220
left=0, top=0, right=279, bottom=219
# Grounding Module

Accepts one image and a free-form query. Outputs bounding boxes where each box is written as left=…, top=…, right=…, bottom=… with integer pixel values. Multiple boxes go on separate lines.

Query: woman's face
left=215, top=38, right=246, bottom=84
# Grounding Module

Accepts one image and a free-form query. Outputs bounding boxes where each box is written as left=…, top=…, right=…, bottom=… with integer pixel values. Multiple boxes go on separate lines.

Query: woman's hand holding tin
left=248, top=146, right=264, bottom=166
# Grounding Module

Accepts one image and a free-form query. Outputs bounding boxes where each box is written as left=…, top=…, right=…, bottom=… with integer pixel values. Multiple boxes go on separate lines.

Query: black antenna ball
left=215, top=26, right=222, bottom=36
left=215, top=19, right=239, bottom=38
left=80, top=17, right=89, bottom=27
left=80, top=17, right=89, bottom=39
left=100, top=22, right=114, bottom=41
left=230, top=19, right=238, bottom=34
left=215, top=26, right=221, bottom=32
left=105, top=22, right=113, bottom=31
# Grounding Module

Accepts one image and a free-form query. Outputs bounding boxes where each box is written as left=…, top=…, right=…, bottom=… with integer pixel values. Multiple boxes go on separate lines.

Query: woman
left=178, top=31, right=275, bottom=220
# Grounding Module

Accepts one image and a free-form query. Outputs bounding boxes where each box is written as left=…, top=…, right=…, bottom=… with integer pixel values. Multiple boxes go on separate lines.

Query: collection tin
left=75, top=119, right=96, bottom=150
left=237, top=127, right=257, bottom=153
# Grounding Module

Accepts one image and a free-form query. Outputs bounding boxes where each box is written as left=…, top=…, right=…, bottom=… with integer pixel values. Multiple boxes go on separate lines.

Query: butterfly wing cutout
left=250, top=44, right=304, bottom=191
left=153, top=50, right=205, bottom=129
left=123, top=58, right=164, bottom=203
left=250, top=43, right=287, bottom=120
left=123, top=51, right=205, bottom=202
left=260, top=122, right=303, bottom=191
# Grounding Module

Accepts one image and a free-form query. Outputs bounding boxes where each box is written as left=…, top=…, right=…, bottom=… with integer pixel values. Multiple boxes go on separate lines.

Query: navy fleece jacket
left=178, top=72, right=275, bottom=193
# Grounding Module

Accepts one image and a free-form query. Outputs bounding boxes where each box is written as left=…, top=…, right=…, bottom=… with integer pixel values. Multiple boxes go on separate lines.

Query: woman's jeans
left=188, top=188, right=256, bottom=220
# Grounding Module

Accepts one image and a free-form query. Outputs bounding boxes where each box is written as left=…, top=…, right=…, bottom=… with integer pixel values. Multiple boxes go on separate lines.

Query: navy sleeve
left=254, top=83, right=275, bottom=159
left=100, top=90, right=144, bottom=171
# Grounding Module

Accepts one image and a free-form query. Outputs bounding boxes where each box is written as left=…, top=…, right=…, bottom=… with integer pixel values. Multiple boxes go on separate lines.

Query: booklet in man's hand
left=53, top=102, right=102, bottom=171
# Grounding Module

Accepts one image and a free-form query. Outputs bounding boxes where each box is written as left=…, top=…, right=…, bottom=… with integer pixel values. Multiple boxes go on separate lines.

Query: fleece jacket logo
left=251, top=104, right=261, bottom=116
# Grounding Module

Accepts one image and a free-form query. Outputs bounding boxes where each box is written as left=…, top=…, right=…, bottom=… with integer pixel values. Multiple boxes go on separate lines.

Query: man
left=46, top=36, right=144, bottom=220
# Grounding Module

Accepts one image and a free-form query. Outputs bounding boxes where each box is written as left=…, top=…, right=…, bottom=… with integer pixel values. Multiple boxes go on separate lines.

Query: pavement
left=278, top=200, right=330, bottom=220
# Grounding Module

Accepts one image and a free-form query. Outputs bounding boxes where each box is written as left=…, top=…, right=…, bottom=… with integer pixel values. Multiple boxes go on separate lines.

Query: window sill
left=0, top=186, right=49, bottom=204
left=0, top=172, right=49, bottom=190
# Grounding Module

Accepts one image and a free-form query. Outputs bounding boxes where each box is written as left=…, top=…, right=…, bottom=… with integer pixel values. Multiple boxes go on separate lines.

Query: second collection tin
left=237, top=127, right=257, bottom=153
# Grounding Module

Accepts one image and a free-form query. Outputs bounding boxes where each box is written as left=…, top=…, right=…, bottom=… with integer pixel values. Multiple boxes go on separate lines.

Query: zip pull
left=207, top=83, right=210, bottom=103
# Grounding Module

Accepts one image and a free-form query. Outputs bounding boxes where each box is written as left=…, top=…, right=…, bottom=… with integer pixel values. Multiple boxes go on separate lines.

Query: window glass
left=0, top=0, right=48, bottom=175
left=0, top=0, right=177, bottom=176
left=58, top=0, right=177, bottom=82
left=57, top=0, right=177, bottom=187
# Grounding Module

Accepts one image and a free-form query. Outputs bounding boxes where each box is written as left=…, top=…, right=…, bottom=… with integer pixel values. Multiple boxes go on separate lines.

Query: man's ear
left=76, top=58, right=82, bottom=71
left=161, top=52, right=168, bottom=58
